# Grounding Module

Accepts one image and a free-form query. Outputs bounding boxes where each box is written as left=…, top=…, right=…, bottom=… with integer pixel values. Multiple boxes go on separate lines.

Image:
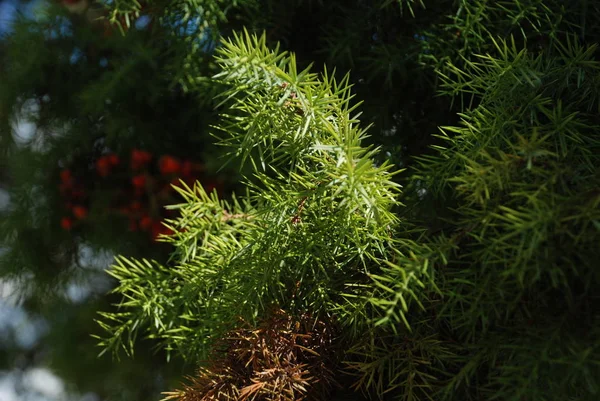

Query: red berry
left=151, top=223, right=162, bottom=240
left=162, top=226, right=175, bottom=236
left=131, top=174, right=146, bottom=189
left=72, top=205, right=88, bottom=219
left=131, top=149, right=152, bottom=170
left=60, top=169, right=72, bottom=183
left=158, top=155, right=181, bottom=175
left=96, top=157, right=111, bottom=177
left=108, top=154, right=120, bottom=166
left=151, top=222, right=174, bottom=241
left=61, top=217, right=73, bottom=230
left=139, top=216, right=153, bottom=231
left=181, top=161, right=193, bottom=177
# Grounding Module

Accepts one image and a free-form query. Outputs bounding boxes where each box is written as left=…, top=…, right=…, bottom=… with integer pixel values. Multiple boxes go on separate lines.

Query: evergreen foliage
left=1, top=1, right=599, bottom=401
left=408, top=35, right=600, bottom=401
left=96, top=30, right=404, bottom=362
left=97, top=26, right=600, bottom=401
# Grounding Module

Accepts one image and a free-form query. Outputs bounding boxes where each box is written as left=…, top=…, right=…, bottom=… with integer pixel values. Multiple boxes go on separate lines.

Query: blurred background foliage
left=0, top=0, right=599, bottom=400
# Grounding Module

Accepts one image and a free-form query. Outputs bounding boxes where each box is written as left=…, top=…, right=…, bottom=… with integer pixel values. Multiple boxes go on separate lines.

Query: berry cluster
left=59, top=168, right=90, bottom=231
left=59, top=149, right=222, bottom=242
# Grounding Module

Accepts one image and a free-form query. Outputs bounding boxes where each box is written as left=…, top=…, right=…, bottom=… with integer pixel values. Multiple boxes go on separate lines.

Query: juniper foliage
left=96, top=30, right=408, bottom=361
left=1, top=1, right=599, bottom=401
left=98, top=23, right=600, bottom=401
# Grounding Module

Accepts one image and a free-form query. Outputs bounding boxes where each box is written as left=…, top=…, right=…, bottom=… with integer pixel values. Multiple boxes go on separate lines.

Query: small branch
left=221, top=210, right=253, bottom=222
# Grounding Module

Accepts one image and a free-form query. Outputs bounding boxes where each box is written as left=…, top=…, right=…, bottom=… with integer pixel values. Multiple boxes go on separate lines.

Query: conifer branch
left=95, top=30, right=437, bottom=363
